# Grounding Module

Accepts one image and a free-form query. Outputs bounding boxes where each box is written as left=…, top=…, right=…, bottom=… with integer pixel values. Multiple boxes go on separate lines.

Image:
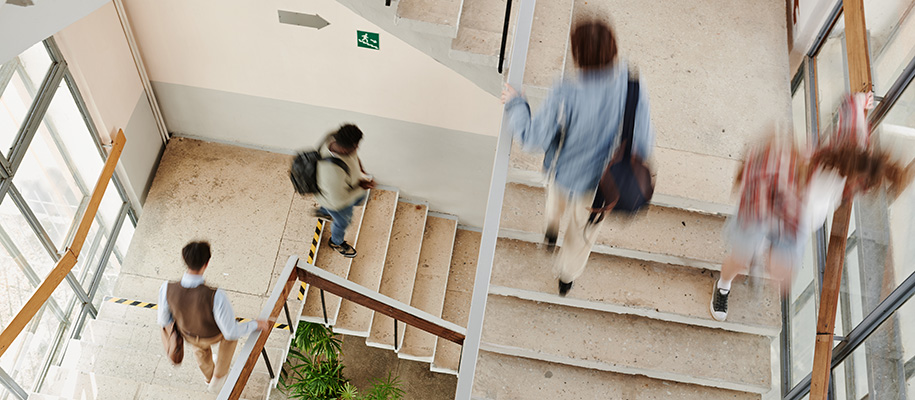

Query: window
left=0, top=38, right=136, bottom=398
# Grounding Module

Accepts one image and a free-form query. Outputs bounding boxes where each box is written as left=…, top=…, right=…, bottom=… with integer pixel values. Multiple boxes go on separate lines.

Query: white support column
left=454, top=0, right=537, bottom=398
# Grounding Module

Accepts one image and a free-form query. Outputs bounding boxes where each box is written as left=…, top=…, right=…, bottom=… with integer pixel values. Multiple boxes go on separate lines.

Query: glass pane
left=12, top=85, right=86, bottom=249
left=115, top=215, right=135, bottom=262
left=865, top=0, right=915, bottom=96
left=833, top=288, right=915, bottom=399
left=816, top=14, right=849, bottom=138
left=91, top=251, right=123, bottom=310
left=42, top=79, right=103, bottom=197
left=0, top=42, right=53, bottom=157
left=74, top=217, right=108, bottom=293
left=0, top=286, right=68, bottom=392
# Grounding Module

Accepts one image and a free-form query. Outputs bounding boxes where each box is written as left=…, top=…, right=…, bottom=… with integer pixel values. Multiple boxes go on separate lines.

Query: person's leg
left=327, top=204, right=355, bottom=246
left=544, top=183, right=567, bottom=248
left=553, top=194, right=602, bottom=294
left=711, top=219, right=761, bottom=321
left=213, top=337, right=238, bottom=380
left=185, top=336, right=216, bottom=383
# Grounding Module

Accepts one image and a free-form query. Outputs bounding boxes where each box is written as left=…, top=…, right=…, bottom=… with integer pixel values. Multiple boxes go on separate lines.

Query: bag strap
left=322, top=156, right=350, bottom=174
left=621, top=76, right=640, bottom=161
left=547, top=98, right=567, bottom=179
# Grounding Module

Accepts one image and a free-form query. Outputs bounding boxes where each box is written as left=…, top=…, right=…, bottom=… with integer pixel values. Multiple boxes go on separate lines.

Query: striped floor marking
left=297, top=220, right=325, bottom=300
left=104, top=296, right=291, bottom=330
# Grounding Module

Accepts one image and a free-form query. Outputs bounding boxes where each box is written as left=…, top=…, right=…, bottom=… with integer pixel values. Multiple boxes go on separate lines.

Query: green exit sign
left=357, top=30, right=380, bottom=50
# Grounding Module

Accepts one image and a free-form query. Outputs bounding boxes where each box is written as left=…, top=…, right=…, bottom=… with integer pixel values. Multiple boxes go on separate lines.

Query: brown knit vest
left=166, top=282, right=221, bottom=339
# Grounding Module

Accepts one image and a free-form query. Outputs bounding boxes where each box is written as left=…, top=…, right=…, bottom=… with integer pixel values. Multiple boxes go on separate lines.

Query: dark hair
left=813, top=144, right=914, bottom=197
left=333, top=124, right=363, bottom=150
left=182, top=241, right=211, bottom=271
left=570, top=20, right=617, bottom=70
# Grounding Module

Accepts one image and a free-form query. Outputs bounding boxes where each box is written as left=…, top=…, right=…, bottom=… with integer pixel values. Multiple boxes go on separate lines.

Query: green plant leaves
left=283, top=322, right=404, bottom=400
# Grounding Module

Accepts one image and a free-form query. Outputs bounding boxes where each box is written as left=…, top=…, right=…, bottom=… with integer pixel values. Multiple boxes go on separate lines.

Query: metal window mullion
left=808, top=0, right=845, bottom=58
left=0, top=60, right=17, bottom=99
left=76, top=217, right=105, bottom=284
left=8, top=59, right=66, bottom=174
left=84, top=203, right=129, bottom=319
left=0, top=225, right=68, bottom=322
left=0, top=367, right=28, bottom=400
left=34, top=314, right=70, bottom=392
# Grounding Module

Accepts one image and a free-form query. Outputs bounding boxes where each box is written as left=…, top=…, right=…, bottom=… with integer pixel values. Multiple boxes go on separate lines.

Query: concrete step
left=41, top=366, right=261, bottom=400
left=59, top=340, right=276, bottom=398
left=431, top=228, right=481, bottom=375
left=490, top=238, right=781, bottom=336
left=499, top=182, right=729, bottom=269
left=508, top=141, right=740, bottom=215
left=366, top=201, right=428, bottom=350
left=510, top=0, right=574, bottom=89
left=480, top=295, right=772, bottom=394
left=398, top=214, right=459, bottom=363
left=300, top=202, right=366, bottom=326
left=472, top=350, right=760, bottom=400
left=450, top=0, right=514, bottom=68
left=395, top=0, right=462, bottom=37
left=334, top=189, right=399, bottom=336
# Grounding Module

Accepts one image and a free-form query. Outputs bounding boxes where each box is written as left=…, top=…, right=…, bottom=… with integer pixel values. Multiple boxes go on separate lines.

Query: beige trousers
left=546, top=184, right=604, bottom=283
left=184, top=333, right=238, bottom=382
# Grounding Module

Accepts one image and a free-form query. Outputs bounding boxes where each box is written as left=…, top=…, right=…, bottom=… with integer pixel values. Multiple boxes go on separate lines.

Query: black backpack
left=290, top=151, right=349, bottom=195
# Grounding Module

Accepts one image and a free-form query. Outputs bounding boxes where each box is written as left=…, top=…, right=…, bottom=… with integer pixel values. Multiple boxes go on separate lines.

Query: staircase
left=29, top=299, right=292, bottom=399
left=300, top=187, right=480, bottom=376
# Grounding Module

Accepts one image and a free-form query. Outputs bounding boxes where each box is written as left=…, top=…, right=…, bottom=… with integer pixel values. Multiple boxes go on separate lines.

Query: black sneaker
left=329, top=241, right=357, bottom=258
left=311, top=209, right=333, bottom=221
left=544, top=228, right=558, bottom=251
left=710, top=279, right=729, bottom=321
left=558, top=280, right=573, bottom=297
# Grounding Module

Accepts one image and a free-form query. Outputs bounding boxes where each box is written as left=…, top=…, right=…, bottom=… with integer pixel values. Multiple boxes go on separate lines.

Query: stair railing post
left=320, top=289, right=329, bottom=326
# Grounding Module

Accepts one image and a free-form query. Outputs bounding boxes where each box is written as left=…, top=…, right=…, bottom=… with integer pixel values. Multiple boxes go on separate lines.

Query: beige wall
left=55, top=2, right=164, bottom=205
left=122, top=0, right=502, bottom=138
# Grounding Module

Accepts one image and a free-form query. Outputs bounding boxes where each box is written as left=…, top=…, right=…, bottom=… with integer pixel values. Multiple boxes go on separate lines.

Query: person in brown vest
left=156, top=241, right=270, bottom=392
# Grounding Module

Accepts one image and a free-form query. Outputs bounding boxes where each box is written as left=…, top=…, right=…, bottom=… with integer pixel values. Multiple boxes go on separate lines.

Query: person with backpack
left=501, top=19, right=654, bottom=296
left=311, top=124, right=375, bottom=258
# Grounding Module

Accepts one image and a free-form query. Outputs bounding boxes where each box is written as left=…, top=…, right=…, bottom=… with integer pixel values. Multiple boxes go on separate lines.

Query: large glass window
left=0, top=38, right=137, bottom=398
left=865, top=0, right=915, bottom=95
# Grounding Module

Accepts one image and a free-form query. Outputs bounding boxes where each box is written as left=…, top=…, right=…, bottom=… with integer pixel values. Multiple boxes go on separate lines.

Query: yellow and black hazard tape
left=104, top=296, right=291, bottom=330
left=297, top=220, right=325, bottom=300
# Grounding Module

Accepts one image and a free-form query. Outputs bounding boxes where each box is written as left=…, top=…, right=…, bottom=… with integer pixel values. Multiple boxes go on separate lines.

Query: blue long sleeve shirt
left=505, top=61, right=655, bottom=197
left=157, top=273, right=258, bottom=340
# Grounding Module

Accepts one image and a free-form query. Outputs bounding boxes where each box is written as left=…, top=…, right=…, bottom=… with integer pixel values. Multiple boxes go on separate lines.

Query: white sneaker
left=207, top=374, right=227, bottom=393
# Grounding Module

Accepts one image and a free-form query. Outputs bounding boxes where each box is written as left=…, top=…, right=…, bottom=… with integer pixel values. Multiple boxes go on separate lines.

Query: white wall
left=122, top=0, right=502, bottom=138
left=0, top=0, right=108, bottom=64
left=789, top=0, right=837, bottom=72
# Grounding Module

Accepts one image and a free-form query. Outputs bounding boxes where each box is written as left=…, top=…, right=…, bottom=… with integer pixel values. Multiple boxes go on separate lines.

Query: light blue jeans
left=319, top=194, right=366, bottom=246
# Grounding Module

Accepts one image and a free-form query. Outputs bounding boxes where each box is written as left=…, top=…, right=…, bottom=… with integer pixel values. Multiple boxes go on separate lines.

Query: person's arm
left=157, top=282, right=173, bottom=327
left=632, top=77, right=655, bottom=160
left=212, top=289, right=265, bottom=340
left=504, top=84, right=564, bottom=153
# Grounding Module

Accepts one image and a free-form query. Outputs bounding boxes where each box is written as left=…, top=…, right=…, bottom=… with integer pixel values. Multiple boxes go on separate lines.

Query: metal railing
left=498, top=0, right=514, bottom=74
left=218, top=256, right=466, bottom=399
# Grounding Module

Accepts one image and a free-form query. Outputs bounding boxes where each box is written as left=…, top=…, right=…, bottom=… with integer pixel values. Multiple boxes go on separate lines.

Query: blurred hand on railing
left=256, top=320, right=271, bottom=331
left=501, top=83, right=520, bottom=104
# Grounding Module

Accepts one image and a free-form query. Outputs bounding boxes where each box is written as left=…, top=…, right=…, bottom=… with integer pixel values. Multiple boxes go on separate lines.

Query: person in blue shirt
left=502, top=19, right=655, bottom=296
left=158, top=241, right=270, bottom=392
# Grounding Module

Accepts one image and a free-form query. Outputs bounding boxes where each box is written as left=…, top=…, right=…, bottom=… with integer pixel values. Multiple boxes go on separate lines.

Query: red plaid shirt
left=737, top=141, right=803, bottom=239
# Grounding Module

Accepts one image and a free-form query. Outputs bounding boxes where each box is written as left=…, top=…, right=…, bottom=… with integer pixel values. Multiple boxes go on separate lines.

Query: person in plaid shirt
left=711, top=135, right=809, bottom=322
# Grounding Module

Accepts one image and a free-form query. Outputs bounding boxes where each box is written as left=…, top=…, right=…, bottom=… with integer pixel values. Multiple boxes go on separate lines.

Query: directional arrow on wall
left=278, top=10, right=330, bottom=30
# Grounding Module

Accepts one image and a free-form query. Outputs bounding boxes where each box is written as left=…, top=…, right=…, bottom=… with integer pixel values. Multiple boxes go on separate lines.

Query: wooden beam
left=0, top=130, right=126, bottom=357
left=810, top=2, right=872, bottom=396
left=297, top=266, right=466, bottom=345
left=810, top=201, right=854, bottom=398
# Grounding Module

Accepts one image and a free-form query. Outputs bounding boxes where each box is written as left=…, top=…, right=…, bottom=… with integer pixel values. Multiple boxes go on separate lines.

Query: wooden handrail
left=0, top=129, right=126, bottom=357
left=297, top=263, right=466, bottom=344
left=219, top=255, right=299, bottom=400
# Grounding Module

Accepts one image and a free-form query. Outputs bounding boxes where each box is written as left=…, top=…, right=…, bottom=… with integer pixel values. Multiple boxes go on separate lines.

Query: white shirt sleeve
left=157, top=282, right=172, bottom=327
left=212, top=289, right=259, bottom=340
